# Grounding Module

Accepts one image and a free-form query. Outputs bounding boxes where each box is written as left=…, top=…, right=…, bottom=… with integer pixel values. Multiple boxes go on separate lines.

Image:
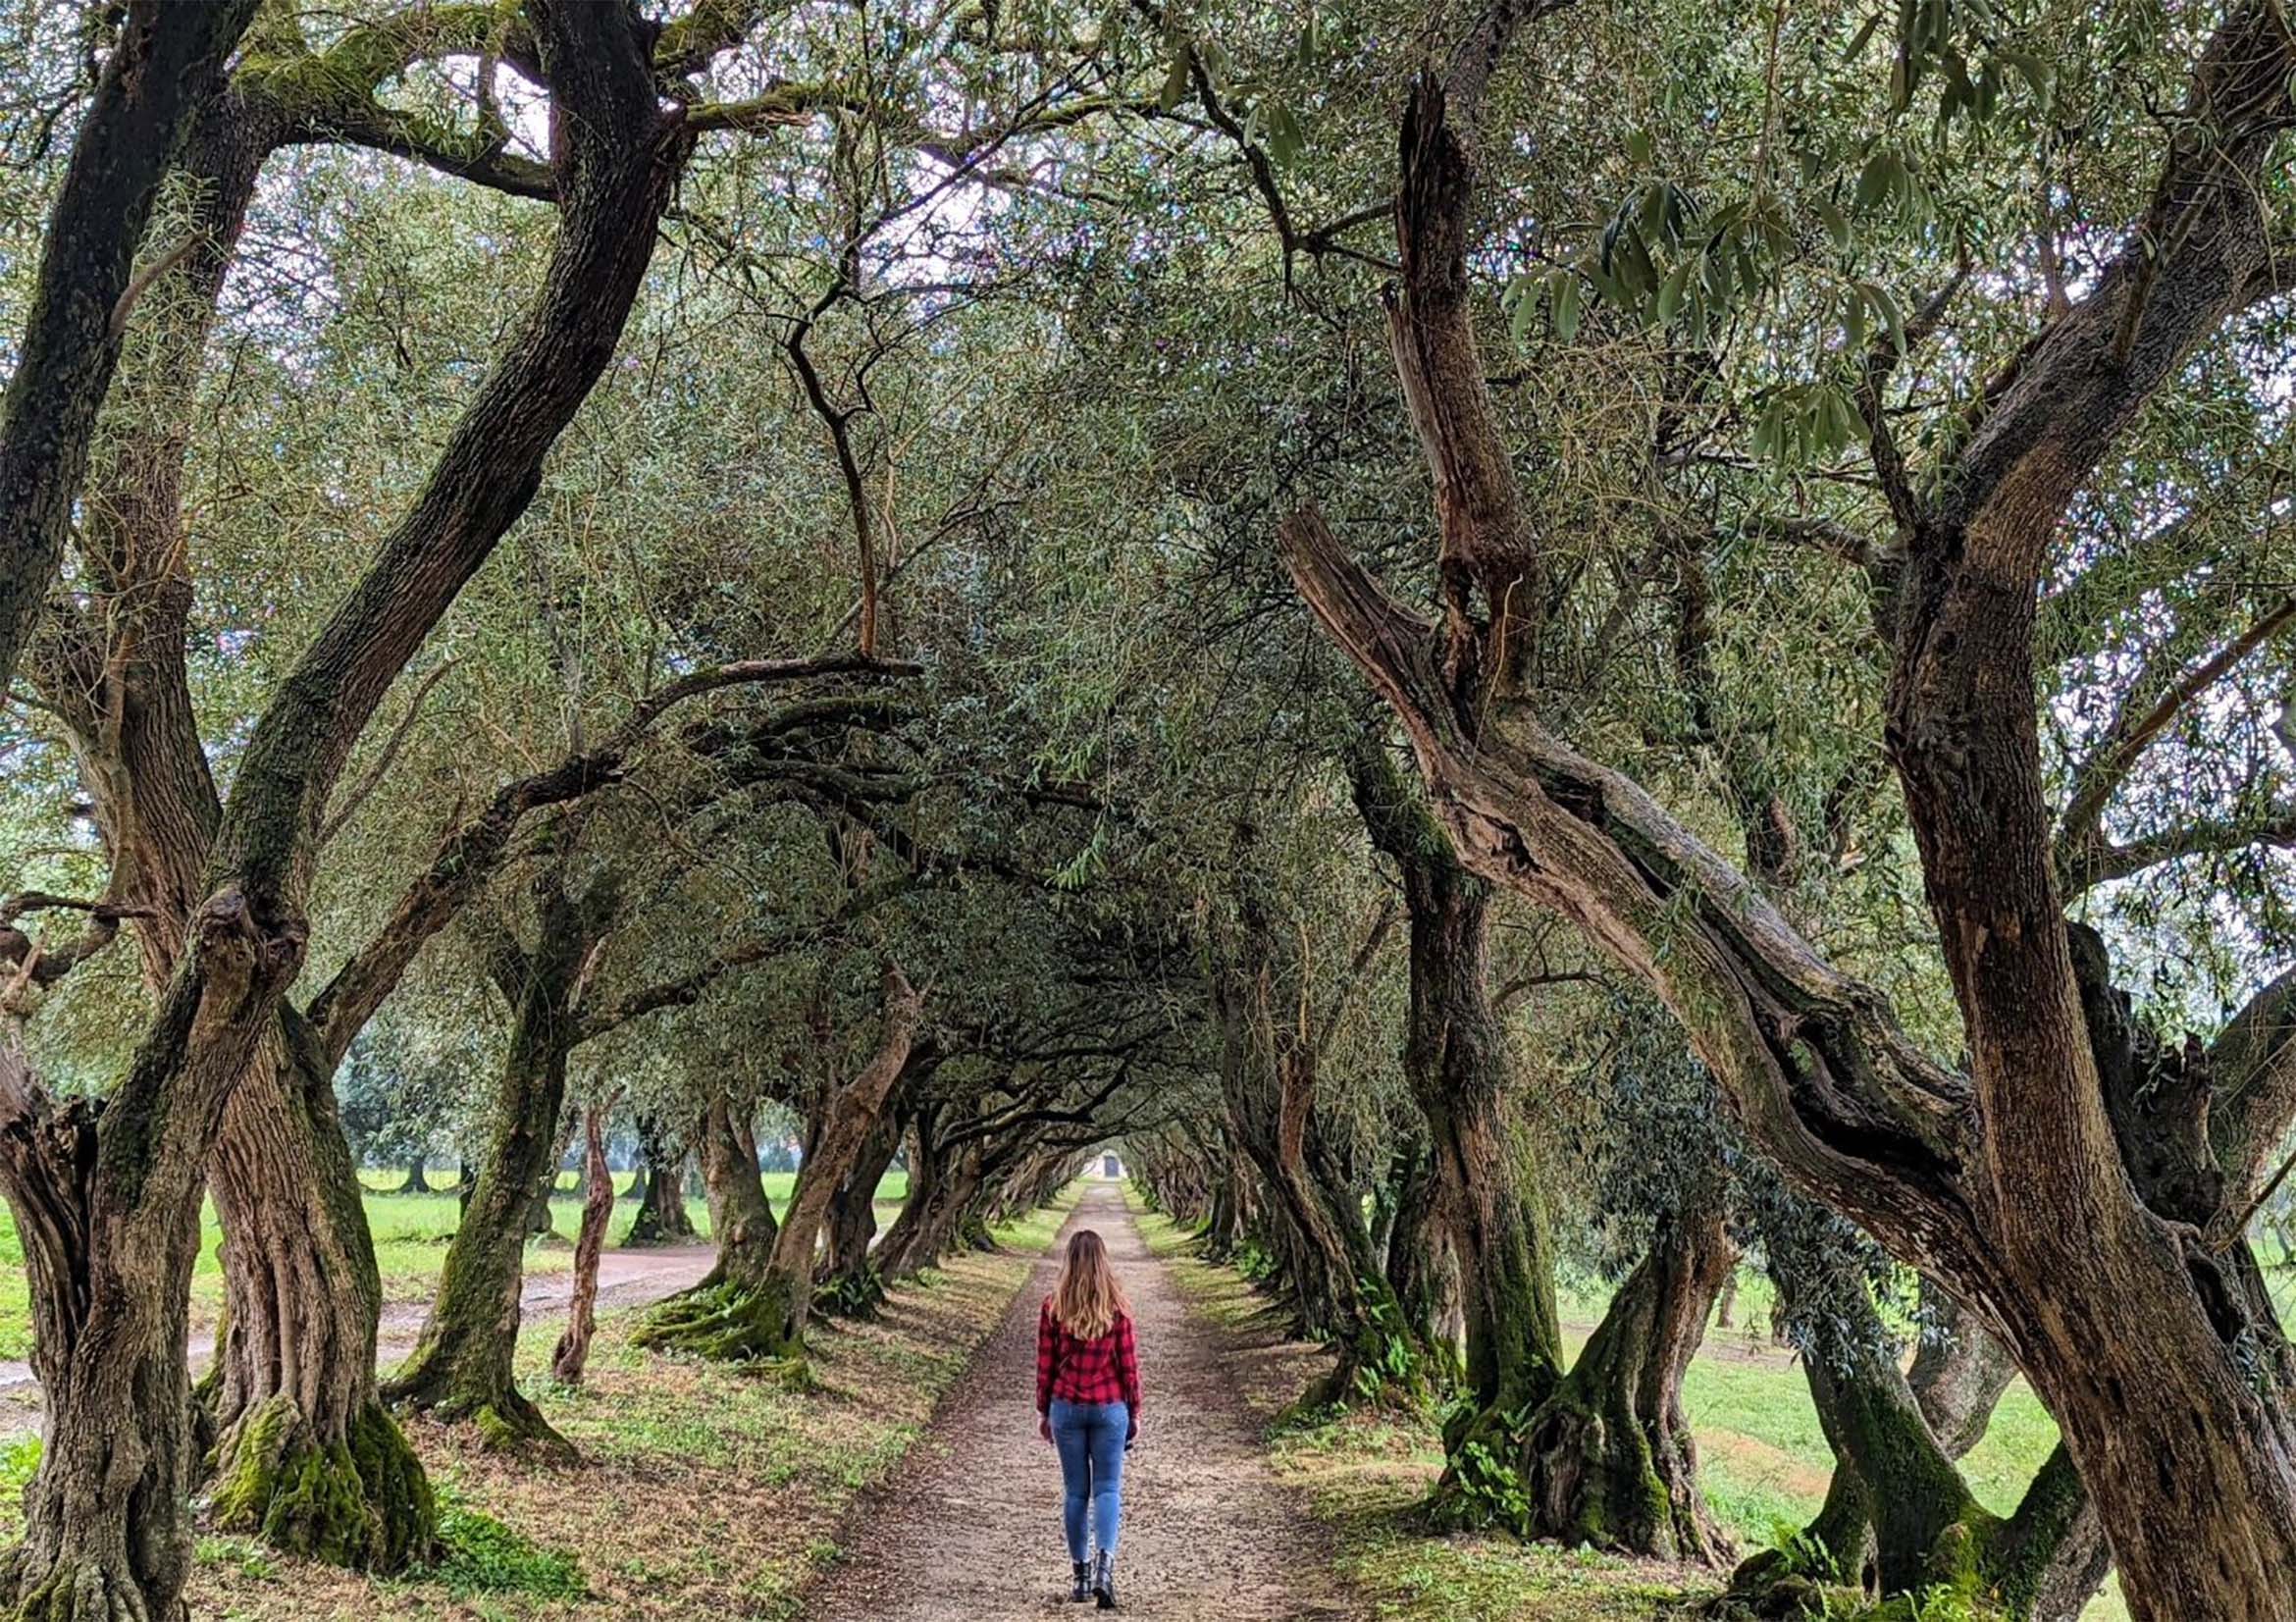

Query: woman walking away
left=1037, top=1229, right=1141, bottom=1608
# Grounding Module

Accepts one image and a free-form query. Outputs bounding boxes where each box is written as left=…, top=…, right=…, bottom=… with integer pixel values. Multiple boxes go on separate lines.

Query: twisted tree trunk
left=384, top=872, right=603, bottom=1454
left=1512, top=1185, right=1735, bottom=1564
left=203, top=1021, right=434, bottom=1567
left=1348, top=740, right=1568, bottom=1493
left=640, top=967, right=921, bottom=1362
left=551, top=1104, right=617, bottom=1387
left=689, top=1091, right=780, bottom=1299
left=817, top=1112, right=902, bottom=1317
left=1279, top=21, right=2296, bottom=1603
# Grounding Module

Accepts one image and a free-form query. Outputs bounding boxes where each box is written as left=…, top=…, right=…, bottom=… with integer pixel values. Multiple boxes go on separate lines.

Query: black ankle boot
left=1093, top=1549, right=1116, bottom=1609
left=1070, top=1561, right=1090, bottom=1602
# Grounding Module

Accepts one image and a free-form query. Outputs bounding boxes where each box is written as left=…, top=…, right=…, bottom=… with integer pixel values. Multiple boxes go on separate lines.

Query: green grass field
left=0, top=1168, right=909, bottom=1364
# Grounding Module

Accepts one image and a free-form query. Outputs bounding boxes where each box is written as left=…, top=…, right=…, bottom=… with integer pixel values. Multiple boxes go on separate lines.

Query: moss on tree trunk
left=1349, top=738, right=1566, bottom=1485
left=384, top=871, right=598, bottom=1457
left=203, top=1020, right=438, bottom=1569
left=639, top=967, right=921, bottom=1365
left=1502, top=1195, right=1734, bottom=1564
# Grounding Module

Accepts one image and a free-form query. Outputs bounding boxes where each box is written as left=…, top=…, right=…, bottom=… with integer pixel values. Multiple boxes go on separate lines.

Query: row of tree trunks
left=638, top=967, right=922, bottom=1362
left=1, top=9, right=694, bottom=1609
left=1214, top=843, right=1434, bottom=1409
left=1277, top=10, right=2296, bottom=1614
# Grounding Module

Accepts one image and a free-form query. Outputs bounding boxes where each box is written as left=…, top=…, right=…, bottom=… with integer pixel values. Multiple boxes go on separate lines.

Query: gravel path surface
left=806, top=1184, right=1360, bottom=1620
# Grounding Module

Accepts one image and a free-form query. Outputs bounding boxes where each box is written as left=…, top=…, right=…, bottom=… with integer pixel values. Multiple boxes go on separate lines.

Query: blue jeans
left=1048, top=1398, right=1128, bottom=1561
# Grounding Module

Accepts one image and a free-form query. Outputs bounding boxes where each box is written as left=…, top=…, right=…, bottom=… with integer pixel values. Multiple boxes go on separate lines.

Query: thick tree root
left=3, top=1555, right=158, bottom=1622
left=204, top=1394, right=439, bottom=1571
left=1716, top=1508, right=2006, bottom=1620
left=633, top=1278, right=802, bottom=1363
left=385, top=1364, right=575, bottom=1462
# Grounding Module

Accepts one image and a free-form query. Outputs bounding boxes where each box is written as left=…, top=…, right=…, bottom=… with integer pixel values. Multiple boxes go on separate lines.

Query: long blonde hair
left=1052, top=1229, right=1130, bottom=1338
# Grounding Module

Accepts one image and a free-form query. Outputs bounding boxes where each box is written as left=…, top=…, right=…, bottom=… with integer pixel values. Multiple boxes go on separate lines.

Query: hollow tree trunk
left=383, top=879, right=594, bottom=1453
left=203, top=1019, right=435, bottom=1567
left=1516, top=1186, right=1735, bottom=1564
left=639, top=967, right=921, bottom=1361
left=550, top=1104, right=615, bottom=1387
left=623, top=1116, right=697, bottom=1246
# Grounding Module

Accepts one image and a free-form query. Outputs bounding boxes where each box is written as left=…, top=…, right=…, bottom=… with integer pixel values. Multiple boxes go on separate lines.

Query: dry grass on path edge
left=156, top=1192, right=1076, bottom=1622
left=1129, top=1197, right=1722, bottom=1622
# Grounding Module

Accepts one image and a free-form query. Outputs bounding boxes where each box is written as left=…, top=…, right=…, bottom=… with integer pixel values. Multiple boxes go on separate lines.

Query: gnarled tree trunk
left=203, top=1020, right=434, bottom=1568
left=694, top=1092, right=779, bottom=1287
left=384, top=870, right=601, bottom=1454
left=1348, top=738, right=1569, bottom=1500
left=639, top=966, right=921, bottom=1362
left=1278, top=21, right=2296, bottom=1608
left=623, top=1115, right=698, bottom=1246
left=551, top=1103, right=616, bottom=1387
left=0, top=909, right=290, bottom=1622
left=816, top=1111, right=902, bottom=1317
left=1515, top=1187, right=1735, bottom=1564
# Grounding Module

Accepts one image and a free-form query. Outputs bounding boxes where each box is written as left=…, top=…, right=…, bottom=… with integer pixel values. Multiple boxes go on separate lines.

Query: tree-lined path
left=808, top=1186, right=1360, bottom=1621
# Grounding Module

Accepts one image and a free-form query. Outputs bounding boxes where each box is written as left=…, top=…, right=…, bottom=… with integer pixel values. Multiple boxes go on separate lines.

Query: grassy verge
left=0, top=1170, right=908, bottom=1364
left=1131, top=1203, right=2128, bottom=1622
left=84, top=1184, right=1066, bottom=1622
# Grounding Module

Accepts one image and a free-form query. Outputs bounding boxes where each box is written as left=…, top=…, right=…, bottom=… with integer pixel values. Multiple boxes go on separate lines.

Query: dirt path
left=807, top=1185, right=1360, bottom=1621
left=0, top=1242, right=719, bottom=1437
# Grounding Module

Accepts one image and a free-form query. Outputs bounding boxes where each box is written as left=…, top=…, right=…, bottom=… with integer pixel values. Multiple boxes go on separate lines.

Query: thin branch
left=2056, top=597, right=2296, bottom=889
left=320, top=659, right=455, bottom=847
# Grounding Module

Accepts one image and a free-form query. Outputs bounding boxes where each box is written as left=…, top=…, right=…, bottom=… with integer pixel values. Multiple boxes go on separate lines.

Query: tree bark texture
left=550, top=1104, right=616, bottom=1387
left=638, top=966, right=922, bottom=1362
left=1279, top=23, right=2296, bottom=1611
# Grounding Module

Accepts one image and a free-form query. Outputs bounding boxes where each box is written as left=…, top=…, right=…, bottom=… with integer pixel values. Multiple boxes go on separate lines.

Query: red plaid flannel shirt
left=1036, top=1298, right=1141, bottom=1420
